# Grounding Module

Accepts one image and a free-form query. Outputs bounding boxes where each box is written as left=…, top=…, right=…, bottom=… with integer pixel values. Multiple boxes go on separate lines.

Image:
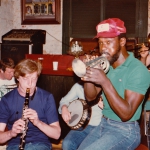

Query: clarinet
left=19, top=88, right=30, bottom=150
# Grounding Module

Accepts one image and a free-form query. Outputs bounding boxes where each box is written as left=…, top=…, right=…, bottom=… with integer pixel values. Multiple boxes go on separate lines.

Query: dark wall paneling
left=62, top=0, right=148, bottom=54
left=137, top=0, right=148, bottom=43
left=37, top=74, right=80, bottom=140
left=1, top=44, right=29, bottom=65
left=71, top=0, right=101, bottom=37
left=104, top=0, right=137, bottom=37
left=62, top=0, right=71, bottom=54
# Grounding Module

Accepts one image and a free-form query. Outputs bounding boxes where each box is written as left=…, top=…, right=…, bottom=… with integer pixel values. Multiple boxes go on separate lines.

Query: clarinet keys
left=19, top=88, right=30, bottom=150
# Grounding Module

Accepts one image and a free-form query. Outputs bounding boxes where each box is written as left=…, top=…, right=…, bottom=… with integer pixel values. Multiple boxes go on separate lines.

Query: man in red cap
left=77, top=18, right=150, bottom=150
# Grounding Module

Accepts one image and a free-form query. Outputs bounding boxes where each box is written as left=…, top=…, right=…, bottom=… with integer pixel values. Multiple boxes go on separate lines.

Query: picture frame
left=21, top=0, right=61, bottom=25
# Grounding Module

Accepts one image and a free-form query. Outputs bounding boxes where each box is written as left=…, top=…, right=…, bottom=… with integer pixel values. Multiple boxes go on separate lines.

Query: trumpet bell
left=72, top=58, right=86, bottom=77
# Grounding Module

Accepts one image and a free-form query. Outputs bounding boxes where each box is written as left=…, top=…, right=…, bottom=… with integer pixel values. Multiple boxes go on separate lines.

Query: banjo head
left=67, top=99, right=91, bottom=130
left=67, top=100, right=83, bottom=126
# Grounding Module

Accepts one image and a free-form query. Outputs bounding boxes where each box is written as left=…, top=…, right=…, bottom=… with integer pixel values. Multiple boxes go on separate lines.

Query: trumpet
left=72, top=56, right=110, bottom=77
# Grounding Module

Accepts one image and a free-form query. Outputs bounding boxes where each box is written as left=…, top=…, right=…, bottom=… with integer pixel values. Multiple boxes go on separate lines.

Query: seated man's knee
left=62, top=139, right=75, bottom=150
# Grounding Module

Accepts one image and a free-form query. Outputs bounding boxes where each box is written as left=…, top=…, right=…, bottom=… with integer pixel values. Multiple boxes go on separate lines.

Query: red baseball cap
left=94, top=18, right=126, bottom=38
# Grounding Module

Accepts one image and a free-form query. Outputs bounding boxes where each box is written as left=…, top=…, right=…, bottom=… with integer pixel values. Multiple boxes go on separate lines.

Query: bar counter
left=26, top=54, right=75, bottom=76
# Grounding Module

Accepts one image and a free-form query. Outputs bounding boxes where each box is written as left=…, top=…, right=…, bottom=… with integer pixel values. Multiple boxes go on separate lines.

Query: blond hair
left=14, top=59, right=42, bottom=79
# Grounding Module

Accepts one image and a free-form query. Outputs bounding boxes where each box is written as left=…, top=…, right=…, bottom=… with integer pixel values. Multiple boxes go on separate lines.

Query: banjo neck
left=85, top=92, right=102, bottom=109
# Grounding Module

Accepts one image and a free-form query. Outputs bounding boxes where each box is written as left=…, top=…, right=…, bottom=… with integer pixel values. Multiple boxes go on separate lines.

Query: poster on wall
left=21, top=0, right=61, bottom=24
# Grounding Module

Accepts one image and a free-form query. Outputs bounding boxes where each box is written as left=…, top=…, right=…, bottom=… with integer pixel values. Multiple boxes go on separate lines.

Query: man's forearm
left=0, top=130, right=13, bottom=144
left=84, top=82, right=101, bottom=101
left=36, top=121, right=60, bottom=139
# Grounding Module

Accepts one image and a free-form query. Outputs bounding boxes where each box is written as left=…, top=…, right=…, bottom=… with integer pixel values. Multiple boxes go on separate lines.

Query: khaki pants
left=0, top=145, right=6, bottom=150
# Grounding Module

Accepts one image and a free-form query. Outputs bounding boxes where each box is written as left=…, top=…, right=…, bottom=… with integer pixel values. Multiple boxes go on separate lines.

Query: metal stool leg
left=144, top=100, right=150, bottom=149
left=147, top=135, right=150, bottom=150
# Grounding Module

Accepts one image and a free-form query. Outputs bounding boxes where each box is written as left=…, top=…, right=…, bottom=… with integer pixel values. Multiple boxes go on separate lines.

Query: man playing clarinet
left=0, top=59, right=61, bottom=150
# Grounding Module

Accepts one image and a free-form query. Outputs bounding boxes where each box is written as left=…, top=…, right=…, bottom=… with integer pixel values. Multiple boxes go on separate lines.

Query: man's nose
left=27, top=79, right=33, bottom=86
left=101, top=43, right=107, bottom=50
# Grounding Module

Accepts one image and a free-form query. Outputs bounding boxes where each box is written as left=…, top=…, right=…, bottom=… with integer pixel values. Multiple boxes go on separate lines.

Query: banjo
left=67, top=94, right=102, bottom=130
left=67, top=99, right=91, bottom=130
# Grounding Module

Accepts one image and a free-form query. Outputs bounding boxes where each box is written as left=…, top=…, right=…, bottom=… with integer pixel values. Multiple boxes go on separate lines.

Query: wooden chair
left=144, top=100, right=150, bottom=149
left=135, top=144, right=148, bottom=150
left=52, top=139, right=62, bottom=150
left=0, top=145, right=7, bottom=150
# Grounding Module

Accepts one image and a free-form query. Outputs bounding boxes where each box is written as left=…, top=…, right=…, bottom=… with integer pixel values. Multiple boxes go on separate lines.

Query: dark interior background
left=62, top=0, right=148, bottom=54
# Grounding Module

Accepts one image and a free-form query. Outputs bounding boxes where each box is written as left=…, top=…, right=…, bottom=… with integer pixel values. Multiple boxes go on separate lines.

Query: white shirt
left=0, top=77, right=17, bottom=100
left=58, top=83, right=102, bottom=126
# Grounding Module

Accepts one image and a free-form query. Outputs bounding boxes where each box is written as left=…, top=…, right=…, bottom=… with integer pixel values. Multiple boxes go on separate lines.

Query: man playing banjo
left=58, top=79, right=103, bottom=150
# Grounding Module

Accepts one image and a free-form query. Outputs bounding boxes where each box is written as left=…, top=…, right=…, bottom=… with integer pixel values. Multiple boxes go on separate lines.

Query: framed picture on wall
left=21, top=0, right=61, bottom=25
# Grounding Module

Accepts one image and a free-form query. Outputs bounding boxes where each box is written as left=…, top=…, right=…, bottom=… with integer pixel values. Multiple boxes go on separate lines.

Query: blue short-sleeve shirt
left=0, top=87, right=59, bottom=146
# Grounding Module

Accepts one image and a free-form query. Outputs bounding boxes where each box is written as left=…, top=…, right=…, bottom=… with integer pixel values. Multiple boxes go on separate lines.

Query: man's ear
left=0, top=69, right=4, bottom=73
left=120, top=37, right=126, bottom=47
